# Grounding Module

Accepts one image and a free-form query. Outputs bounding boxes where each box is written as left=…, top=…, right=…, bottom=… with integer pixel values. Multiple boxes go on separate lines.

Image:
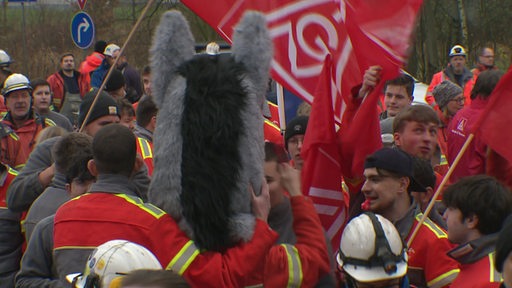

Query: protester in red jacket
left=2, top=73, right=55, bottom=170
left=443, top=175, right=512, bottom=288
left=447, top=70, right=503, bottom=183
left=426, top=45, right=475, bottom=107
left=79, top=40, right=107, bottom=86
left=255, top=142, right=332, bottom=287
left=47, top=53, right=90, bottom=124
left=53, top=124, right=277, bottom=288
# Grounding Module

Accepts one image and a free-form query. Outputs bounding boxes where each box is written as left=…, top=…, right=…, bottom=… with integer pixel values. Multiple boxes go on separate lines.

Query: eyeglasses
left=450, top=97, right=465, bottom=104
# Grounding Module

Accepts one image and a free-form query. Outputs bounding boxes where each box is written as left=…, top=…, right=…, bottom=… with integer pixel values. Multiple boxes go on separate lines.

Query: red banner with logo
left=182, top=0, right=422, bottom=123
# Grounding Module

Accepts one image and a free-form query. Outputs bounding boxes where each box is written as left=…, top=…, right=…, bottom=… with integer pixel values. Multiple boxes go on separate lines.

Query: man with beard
left=472, top=47, right=498, bottom=79
left=426, top=45, right=474, bottom=108
left=1, top=73, right=55, bottom=169
left=47, top=52, right=90, bottom=125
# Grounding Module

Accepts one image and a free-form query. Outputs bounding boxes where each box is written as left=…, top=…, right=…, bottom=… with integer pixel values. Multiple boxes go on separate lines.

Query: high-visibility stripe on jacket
left=136, top=137, right=154, bottom=176
left=264, top=118, right=283, bottom=146
left=282, top=243, right=303, bottom=287
left=167, top=240, right=200, bottom=275
left=54, top=189, right=279, bottom=288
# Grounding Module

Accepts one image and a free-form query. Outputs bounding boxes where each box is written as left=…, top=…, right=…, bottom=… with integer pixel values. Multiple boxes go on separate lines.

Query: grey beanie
left=432, top=80, right=463, bottom=109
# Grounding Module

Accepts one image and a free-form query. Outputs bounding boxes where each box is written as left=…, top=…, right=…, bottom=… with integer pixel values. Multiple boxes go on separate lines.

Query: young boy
left=443, top=175, right=512, bottom=288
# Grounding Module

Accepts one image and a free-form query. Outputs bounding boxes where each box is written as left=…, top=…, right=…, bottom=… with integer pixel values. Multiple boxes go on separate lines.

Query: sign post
left=70, top=11, right=94, bottom=49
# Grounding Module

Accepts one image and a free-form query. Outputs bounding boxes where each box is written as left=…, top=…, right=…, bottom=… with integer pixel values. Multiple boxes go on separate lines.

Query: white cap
left=337, top=213, right=407, bottom=283
left=66, top=240, right=162, bottom=288
left=2, top=73, right=31, bottom=96
left=449, top=45, right=467, bottom=57
left=104, top=44, right=120, bottom=57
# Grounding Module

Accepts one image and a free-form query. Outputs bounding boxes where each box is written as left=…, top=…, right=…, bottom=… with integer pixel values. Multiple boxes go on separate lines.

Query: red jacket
left=0, top=123, right=22, bottom=170
left=448, top=234, right=502, bottom=288
left=426, top=69, right=474, bottom=107
left=79, top=52, right=105, bottom=85
left=46, top=70, right=90, bottom=111
left=249, top=196, right=331, bottom=287
left=264, top=118, right=284, bottom=146
left=1, top=113, right=54, bottom=170
left=54, top=192, right=278, bottom=287
left=0, top=166, right=24, bottom=282
left=267, top=101, right=281, bottom=127
left=402, top=212, right=460, bottom=288
left=135, top=137, right=154, bottom=177
left=446, top=97, right=488, bottom=182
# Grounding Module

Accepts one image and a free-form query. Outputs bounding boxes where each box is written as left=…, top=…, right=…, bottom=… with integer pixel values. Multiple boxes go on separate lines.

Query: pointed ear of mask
left=232, top=11, right=273, bottom=112
left=149, top=10, right=195, bottom=108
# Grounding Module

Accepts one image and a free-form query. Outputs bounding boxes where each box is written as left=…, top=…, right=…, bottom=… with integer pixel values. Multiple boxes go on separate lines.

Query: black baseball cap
left=364, top=148, right=428, bottom=193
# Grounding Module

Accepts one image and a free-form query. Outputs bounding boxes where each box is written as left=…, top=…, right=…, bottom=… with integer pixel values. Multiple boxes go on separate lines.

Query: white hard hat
left=0, top=50, right=13, bottom=67
left=336, top=213, right=407, bottom=283
left=66, top=240, right=162, bottom=288
left=206, top=42, right=220, bottom=55
left=2, top=73, right=31, bottom=96
left=449, top=45, right=467, bottom=57
left=104, top=44, right=120, bottom=57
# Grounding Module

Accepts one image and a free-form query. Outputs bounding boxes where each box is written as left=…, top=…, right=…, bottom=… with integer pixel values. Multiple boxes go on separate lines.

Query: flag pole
left=79, top=0, right=155, bottom=132
left=407, top=133, right=474, bottom=247
left=276, top=82, right=286, bottom=133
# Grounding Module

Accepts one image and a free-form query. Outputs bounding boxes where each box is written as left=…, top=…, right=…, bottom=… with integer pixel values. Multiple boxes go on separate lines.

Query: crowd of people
left=0, top=29, right=511, bottom=288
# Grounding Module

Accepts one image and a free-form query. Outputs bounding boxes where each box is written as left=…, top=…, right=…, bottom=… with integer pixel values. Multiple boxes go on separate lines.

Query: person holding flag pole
left=407, top=68, right=507, bottom=249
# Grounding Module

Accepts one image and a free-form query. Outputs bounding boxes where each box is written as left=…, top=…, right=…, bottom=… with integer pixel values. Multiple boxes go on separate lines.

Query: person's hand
left=250, top=180, right=271, bottom=223
left=358, top=66, right=382, bottom=99
left=38, top=163, right=55, bottom=188
left=279, top=163, right=302, bottom=197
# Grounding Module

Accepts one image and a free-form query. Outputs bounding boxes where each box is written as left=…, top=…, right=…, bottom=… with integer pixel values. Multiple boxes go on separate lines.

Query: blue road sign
left=71, top=12, right=95, bottom=49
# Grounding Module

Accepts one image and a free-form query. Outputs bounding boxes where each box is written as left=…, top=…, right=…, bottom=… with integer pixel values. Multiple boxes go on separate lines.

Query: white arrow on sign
left=77, top=17, right=90, bottom=43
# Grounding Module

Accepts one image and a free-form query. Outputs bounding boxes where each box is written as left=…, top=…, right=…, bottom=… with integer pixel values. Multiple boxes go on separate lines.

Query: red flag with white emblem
left=182, top=0, right=422, bottom=123
left=301, top=55, right=348, bottom=251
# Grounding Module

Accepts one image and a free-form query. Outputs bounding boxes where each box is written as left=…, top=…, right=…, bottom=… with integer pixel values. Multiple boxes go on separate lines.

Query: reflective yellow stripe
left=489, top=252, right=502, bottom=282
left=113, top=194, right=165, bottom=219
left=415, top=213, right=447, bottom=238
left=167, top=240, right=200, bottom=275
left=264, top=118, right=280, bottom=130
left=14, top=164, right=25, bottom=171
left=138, top=138, right=153, bottom=159
left=8, top=167, right=18, bottom=176
left=281, top=244, right=303, bottom=287
left=440, top=154, right=448, bottom=165
left=427, top=268, right=459, bottom=288
left=45, top=118, right=56, bottom=127
left=20, top=219, right=26, bottom=233
left=9, top=133, right=19, bottom=141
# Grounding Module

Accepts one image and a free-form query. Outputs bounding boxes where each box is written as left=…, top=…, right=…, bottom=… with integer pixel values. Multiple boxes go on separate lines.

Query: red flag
left=335, top=0, right=422, bottom=192
left=182, top=0, right=422, bottom=122
left=477, top=66, right=512, bottom=163
left=301, top=55, right=348, bottom=251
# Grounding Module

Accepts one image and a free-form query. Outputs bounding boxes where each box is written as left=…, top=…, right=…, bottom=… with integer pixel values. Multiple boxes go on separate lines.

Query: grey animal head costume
left=148, top=11, right=272, bottom=252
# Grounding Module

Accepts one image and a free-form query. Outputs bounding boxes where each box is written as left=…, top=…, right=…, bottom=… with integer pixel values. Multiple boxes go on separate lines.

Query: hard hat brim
left=66, top=273, right=86, bottom=288
left=337, top=253, right=407, bottom=282
left=343, top=261, right=407, bottom=282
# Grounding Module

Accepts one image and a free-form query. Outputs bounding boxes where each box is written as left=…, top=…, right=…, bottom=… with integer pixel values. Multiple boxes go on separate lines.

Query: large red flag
left=301, top=55, right=348, bottom=251
left=181, top=0, right=423, bottom=122
left=476, top=66, right=512, bottom=163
